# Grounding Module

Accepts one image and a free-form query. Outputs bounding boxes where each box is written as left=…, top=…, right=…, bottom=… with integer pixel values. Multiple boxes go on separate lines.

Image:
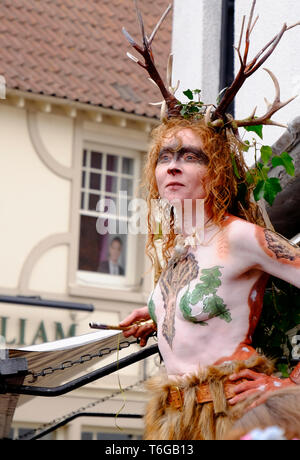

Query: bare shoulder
left=214, top=214, right=257, bottom=264
left=221, top=214, right=257, bottom=243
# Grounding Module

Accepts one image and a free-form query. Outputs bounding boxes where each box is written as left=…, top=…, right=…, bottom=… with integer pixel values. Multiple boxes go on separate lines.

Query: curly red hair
left=142, top=118, right=264, bottom=272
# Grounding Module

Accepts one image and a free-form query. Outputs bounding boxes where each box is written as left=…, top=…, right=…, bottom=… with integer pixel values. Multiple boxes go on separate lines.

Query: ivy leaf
left=245, top=124, right=263, bottom=139
left=253, top=180, right=265, bottom=202
left=272, top=152, right=295, bottom=176
left=183, top=89, right=194, bottom=100
left=280, top=152, right=295, bottom=176
left=263, top=178, right=282, bottom=205
left=188, top=105, right=201, bottom=113
left=260, top=145, right=273, bottom=165
left=254, top=178, right=282, bottom=205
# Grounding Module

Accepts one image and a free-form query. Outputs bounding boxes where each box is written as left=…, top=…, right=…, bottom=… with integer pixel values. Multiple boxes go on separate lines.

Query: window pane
left=105, top=175, right=117, bottom=194
left=89, top=193, right=101, bottom=211
left=97, top=230, right=127, bottom=276
left=38, top=431, right=55, bottom=440
left=78, top=216, right=127, bottom=275
left=118, top=194, right=129, bottom=218
left=121, top=178, right=133, bottom=196
left=96, top=432, right=132, bottom=440
left=91, top=151, right=103, bottom=170
left=104, top=195, right=117, bottom=212
left=81, top=192, right=85, bottom=210
left=90, top=173, right=101, bottom=191
left=82, top=149, right=87, bottom=166
left=82, top=171, right=86, bottom=188
left=106, top=154, right=118, bottom=172
left=78, top=215, right=100, bottom=271
left=122, top=157, right=134, bottom=175
left=81, top=432, right=93, bottom=440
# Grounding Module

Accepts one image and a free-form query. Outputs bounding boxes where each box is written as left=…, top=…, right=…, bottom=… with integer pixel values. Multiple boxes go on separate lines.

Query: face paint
left=157, top=146, right=209, bottom=166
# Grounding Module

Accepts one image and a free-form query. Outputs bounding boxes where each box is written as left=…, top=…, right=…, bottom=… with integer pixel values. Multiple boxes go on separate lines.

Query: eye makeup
left=157, top=146, right=209, bottom=165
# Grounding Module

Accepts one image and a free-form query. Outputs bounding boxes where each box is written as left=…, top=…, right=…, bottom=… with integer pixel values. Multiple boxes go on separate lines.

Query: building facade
left=0, top=0, right=171, bottom=440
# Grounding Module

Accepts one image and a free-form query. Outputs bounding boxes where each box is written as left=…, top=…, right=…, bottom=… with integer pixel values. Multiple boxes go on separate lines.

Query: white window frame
left=76, top=140, right=142, bottom=290
left=81, top=426, right=142, bottom=440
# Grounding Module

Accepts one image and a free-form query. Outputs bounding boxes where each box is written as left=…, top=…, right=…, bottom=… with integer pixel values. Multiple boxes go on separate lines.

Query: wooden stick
left=89, top=320, right=153, bottom=331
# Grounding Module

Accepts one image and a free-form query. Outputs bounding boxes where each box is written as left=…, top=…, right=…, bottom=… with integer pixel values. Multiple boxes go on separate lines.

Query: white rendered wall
left=235, top=0, right=300, bottom=165
left=0, top=106, right=71, bottom=289
left=172, top=0, right=223, bottom=105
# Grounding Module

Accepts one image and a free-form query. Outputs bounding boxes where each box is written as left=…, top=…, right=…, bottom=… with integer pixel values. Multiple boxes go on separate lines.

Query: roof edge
left=5, top=88, right=160, bottom=126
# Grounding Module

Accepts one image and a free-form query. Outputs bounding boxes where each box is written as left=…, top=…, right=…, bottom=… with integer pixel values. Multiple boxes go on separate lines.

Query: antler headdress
left=123, top=0, right=300, bottom=131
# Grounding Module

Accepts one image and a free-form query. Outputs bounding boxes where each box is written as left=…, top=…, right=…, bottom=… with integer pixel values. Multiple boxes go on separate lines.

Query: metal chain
left=27, top=339, right=138, bottom=383
left=16, top=377, right=147, bottom=440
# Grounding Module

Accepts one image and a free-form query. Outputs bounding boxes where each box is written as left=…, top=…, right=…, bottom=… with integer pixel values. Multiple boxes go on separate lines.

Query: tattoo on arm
left=256, top=228, right=300, bottom=266
left=264, top=229, right=300, bottom=261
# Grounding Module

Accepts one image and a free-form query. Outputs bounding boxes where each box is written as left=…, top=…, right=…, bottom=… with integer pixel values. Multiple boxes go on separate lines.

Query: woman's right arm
left=119, top=306, right=156, bottom=347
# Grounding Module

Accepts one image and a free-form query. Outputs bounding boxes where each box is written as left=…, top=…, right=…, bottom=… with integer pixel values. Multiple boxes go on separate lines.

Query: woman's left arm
left=251, top=226, right=300, bottom=288
left=229, top=223, right=300, bottom=406
left=253, top=227, right=300, bottom=384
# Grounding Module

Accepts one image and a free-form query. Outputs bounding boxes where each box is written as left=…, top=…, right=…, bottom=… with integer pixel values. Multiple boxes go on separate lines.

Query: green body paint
left=148, top=293, right=157, bottom=324
left=179, top=266, right=232, bottom=324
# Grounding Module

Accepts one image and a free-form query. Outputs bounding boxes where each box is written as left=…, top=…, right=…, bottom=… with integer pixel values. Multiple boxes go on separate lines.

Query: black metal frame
left=0, top=344, right=159, bottom=397
left=0, top=295, right=94, bottom=312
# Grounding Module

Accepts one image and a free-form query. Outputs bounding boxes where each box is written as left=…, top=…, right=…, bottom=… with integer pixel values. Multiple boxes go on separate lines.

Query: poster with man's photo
left=97, top=233, right=126, bottom=276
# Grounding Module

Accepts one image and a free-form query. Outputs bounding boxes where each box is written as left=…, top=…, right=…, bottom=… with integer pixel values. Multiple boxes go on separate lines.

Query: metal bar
left=0, top=295, right=94, bottom=312
left=27, top=413, right=143, bottom=441
left=0, top=344, right=159, bottom=397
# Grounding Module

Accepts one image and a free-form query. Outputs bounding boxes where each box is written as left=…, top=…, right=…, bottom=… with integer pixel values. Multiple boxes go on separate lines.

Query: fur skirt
left=143, top=354, right=274, bottom=440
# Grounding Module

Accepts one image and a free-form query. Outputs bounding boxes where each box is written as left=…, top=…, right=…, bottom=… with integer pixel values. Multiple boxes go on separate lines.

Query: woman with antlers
left=119, top=1, right=300, bottom=440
